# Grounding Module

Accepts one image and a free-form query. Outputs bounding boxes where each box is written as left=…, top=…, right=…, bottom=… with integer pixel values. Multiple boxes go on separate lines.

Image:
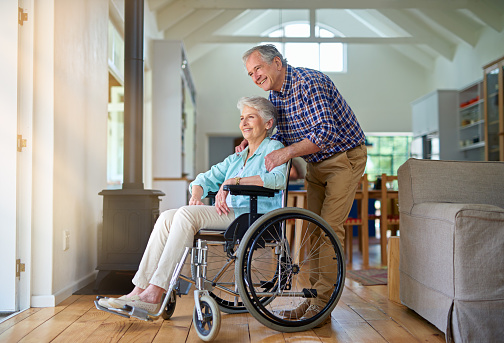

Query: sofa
left=397, top=158, right=504, bottom=343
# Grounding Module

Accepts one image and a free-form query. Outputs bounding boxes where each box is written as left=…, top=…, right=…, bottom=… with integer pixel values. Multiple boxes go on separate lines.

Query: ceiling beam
left=147, top=0, right=174, bottom=12
left=214, top=10, right=270, bottom=36
left=183, top=10, right=246, bottom=50
left=417, top=9, right=483, bottom=46
left=345, top=10, right=410, bottom=38
left=164, top=9, right=224, bottom=40
left=184, top=0, right=481, bottom=10
left=196, top=36, right=426, bottom=44
left=379, top=9, right=456, bottom=60
left=156, top=0, right=195, bottom=32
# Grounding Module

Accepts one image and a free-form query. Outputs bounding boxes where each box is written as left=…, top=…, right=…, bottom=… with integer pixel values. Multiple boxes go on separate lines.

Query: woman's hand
left=215, top=179, right=234, bottom=215
left=190, top=185, right=204, bottom=206
left=189, top=195, right=204, bottom=206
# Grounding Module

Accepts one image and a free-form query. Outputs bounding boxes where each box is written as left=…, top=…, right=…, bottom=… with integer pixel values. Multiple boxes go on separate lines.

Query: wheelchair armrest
left=223, top=185, right=279, bottom=198
left=205, top=191, right=217, bottom=205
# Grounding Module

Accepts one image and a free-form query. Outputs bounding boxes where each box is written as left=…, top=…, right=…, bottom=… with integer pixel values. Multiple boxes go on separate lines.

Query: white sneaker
left=108, top=295, right=161, bottom=313
left=97, top=297, right=111, bottom=308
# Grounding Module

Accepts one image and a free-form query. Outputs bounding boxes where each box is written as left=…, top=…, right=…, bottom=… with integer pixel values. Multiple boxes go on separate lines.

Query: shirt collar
left=271, top=64, right=293, bottom=97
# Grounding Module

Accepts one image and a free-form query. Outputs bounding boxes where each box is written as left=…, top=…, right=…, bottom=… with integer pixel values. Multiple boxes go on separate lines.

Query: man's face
left=245, top=51, right=284, bottom=92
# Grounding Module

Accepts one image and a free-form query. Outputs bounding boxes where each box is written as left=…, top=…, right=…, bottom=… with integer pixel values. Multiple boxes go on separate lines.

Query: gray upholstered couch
left=397, top=158, right=504, bottom=343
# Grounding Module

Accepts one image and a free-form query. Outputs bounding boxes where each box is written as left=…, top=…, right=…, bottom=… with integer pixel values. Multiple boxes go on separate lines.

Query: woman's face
left=239, top=105, right=269, bottom=142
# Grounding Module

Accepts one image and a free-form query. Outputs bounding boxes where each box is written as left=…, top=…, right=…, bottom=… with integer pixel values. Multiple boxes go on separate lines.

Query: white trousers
left=132, top=205, right=235, bottom=291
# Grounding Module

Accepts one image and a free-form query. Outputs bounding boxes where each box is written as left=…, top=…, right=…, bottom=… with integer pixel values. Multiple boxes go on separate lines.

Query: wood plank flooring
left=0, top=242, right=445, bottom=343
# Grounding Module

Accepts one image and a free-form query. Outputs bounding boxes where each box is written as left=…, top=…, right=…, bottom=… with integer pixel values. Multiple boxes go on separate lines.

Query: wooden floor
left=0, top=242, right=445, bottom=343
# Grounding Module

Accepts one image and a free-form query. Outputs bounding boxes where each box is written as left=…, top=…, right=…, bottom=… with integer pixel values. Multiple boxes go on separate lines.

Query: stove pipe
left=123, top=0, right=144, bottom=189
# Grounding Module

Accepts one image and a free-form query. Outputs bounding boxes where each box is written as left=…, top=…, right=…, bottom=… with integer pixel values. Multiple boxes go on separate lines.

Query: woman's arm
left=189, top=154, right=235, bottom=199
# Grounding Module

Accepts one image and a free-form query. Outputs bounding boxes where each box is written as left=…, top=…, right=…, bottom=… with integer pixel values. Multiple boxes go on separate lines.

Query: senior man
left=240, top=44, right=367, bottom=321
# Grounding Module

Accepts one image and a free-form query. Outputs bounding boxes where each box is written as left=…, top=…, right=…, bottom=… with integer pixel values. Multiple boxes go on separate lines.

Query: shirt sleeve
left=257, top=140, right=288, bottom=190
left=189, top=154, right=234, bottom=199
left=300, top=77, right=343, bottom=151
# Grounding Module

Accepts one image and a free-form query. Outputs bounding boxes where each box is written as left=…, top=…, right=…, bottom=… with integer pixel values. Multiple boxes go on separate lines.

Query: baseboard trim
left=31, top=271, right=97, bottom=308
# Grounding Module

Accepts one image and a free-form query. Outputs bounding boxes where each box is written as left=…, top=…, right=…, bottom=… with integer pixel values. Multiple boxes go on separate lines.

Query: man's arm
left=264, top=138, right=320, bottom=171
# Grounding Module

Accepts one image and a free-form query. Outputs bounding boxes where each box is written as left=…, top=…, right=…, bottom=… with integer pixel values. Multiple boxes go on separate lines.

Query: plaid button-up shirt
left=270, top=65, right=365, bottom=163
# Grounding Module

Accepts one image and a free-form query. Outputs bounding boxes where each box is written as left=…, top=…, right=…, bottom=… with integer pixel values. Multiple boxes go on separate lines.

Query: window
left=365, top=134, right=413, bottom=183
left=107, top=21, right=124, bottom=188
left=264, top=23, right=346, bottom=73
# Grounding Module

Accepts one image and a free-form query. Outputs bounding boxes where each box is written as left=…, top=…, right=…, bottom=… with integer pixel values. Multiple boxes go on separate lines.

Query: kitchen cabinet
left=483, top=56, right=504, bottom=161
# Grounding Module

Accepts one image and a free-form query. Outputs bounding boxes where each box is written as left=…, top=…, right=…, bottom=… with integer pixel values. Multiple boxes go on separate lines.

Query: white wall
left=429, top=27, right=504, bottom=90
left=31, top=0, right=109, bottom=306
left=191, top=43, right=430, bottom=174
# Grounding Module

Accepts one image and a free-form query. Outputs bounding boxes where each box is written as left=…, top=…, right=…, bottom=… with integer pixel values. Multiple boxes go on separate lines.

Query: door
left=0, top=0, right=20, bottom=312
left=0, top=0, right=33, bottom=312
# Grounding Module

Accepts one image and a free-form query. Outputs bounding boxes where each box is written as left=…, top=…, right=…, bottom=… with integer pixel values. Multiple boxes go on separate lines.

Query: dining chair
left=344, top=174, right=369, bottom=265
left=379, top=173, right=399, bottom=265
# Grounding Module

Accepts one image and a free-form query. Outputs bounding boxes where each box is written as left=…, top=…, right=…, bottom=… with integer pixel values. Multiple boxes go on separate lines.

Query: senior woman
left=99, top=96, right=287, bottom=312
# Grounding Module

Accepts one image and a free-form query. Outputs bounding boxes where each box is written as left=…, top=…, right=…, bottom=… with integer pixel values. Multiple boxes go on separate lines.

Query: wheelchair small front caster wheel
left=193, top=295, right=221, bottom=342
left=161, top=291, right=177, bottom=320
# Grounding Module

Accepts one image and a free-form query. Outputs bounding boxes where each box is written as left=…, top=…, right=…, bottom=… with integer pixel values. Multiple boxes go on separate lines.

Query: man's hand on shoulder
left=235, top=139, right=248, bottom=154
left=265, top=148, right=290, bottom=172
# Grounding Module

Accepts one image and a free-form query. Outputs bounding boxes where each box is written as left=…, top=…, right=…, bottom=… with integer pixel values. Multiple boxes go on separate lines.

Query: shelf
left=460, top=141, right=485, bottom=151
left=460, top=120, right=484, bottom=130
left=459, top=99, right=483, bottom=111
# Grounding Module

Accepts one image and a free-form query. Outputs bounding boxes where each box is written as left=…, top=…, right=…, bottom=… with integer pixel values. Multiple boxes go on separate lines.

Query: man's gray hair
left=237, top=96, right=278, bottom=137
left=242, top=44, right=287, bottom=67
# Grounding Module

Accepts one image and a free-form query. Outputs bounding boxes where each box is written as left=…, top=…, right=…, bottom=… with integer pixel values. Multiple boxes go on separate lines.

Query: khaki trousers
left=305, top=144, right=367, bottom=305
left=133, top=205, right=235, bottom=291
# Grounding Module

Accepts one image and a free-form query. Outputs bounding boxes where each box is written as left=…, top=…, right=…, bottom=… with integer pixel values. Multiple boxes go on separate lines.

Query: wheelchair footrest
left=176, top=278, right=192, bottom=295
left=302, top=289, right=318, bottom=298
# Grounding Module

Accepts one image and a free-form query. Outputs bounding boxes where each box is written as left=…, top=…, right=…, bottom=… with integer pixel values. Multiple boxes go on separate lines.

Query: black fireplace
left=95, top=0, right=164, bottom=290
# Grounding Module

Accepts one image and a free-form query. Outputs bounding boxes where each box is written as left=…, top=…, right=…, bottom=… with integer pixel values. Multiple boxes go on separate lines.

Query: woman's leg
left=128, top=205, right=234, bottom=305
left=147, top=205, right=235, bottom=293
left=131, top=209, right=179, bottom=291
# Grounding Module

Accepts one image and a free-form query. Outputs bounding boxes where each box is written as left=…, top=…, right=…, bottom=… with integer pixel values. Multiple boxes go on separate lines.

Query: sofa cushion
left=398, top=159, right=504, bottom=214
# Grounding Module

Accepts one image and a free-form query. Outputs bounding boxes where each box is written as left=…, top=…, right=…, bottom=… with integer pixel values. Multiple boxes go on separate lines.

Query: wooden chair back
left=344, top=174, right=369, bottom=264
left=379, top=173, right=400, bottom=265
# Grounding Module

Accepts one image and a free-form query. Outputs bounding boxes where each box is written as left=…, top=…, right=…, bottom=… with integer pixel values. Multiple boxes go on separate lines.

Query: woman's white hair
left=237, top=96, right=278, bottom=137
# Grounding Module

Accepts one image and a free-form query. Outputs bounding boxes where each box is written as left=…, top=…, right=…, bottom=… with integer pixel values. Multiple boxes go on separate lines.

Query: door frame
left=16, top=0, right=34, bottom=311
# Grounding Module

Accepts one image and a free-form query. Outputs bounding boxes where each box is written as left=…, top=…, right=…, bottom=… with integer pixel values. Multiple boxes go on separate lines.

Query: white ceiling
left=144, top=0, right=504, bottom=69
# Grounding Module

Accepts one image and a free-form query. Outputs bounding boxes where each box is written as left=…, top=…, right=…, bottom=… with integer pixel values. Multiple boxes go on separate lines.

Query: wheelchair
left=95, top=184, right=345, bottom=342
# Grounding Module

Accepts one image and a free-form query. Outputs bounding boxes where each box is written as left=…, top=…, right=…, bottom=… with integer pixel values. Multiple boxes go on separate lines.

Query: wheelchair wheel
left=235, top=208, right=345, bottom=332
left=193, top=295, right=221, bottom=342
left=191, top=242, right=279, bottom=314
left=161, top=291, right=177, bottom=320
left=191, top=243, right=247, bottom=313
